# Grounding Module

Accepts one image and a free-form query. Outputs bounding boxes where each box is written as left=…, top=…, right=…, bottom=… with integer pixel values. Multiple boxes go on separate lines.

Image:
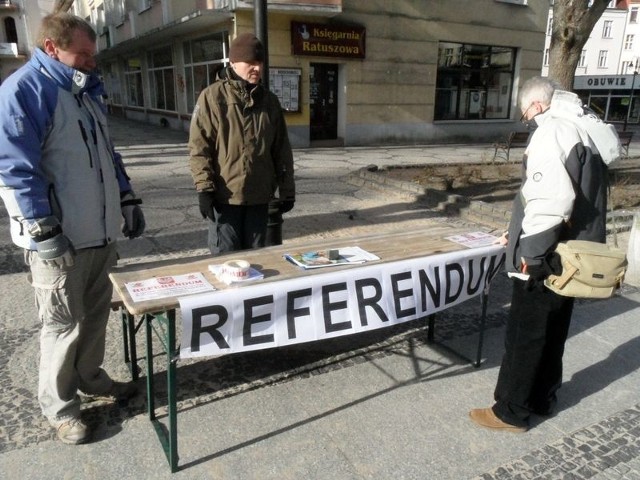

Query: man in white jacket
left=0, top=13, right=145, bottom=445
left=469, top=77, right=613, bottom=432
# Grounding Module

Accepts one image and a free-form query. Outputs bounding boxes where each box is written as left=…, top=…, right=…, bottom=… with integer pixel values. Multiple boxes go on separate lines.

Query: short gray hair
left=518, top=76, right=561, bottom=111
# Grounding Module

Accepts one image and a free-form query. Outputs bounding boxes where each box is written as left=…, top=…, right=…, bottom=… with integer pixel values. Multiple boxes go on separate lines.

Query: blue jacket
left=0, top=48, right=132, bottom=250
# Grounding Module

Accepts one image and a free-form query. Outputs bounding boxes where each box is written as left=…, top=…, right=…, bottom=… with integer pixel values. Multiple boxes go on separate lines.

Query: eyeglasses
left=520, top=102, right=539, bottom=123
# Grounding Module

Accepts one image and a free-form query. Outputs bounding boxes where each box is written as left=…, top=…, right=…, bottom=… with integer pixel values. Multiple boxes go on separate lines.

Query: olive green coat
left=188, top=68, right=295, bottom=205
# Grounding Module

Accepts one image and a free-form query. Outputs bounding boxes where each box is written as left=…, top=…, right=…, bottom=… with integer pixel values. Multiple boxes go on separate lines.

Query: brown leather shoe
left=469, top=408, right=527, bottom=433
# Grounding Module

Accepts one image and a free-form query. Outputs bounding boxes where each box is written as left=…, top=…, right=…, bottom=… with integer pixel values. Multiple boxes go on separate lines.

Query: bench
left=492, top=131, right=530, bottom=163
left=617, top=131, right=633, bottom=158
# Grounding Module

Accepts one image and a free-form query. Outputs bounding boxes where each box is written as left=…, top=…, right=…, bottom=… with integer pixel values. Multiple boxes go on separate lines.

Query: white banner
left=179, top=245, right=505, bottom=359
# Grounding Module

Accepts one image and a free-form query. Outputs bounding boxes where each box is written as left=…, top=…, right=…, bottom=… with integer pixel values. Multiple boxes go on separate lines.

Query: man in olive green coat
left=189, top=33, right=295, bottom=254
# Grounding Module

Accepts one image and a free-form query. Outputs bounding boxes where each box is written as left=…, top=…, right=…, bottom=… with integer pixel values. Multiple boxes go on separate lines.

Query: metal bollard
left=266, top=199, right=283, bottom=246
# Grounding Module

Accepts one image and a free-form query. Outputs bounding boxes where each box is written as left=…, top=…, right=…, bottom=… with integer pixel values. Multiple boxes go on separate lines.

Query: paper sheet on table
left=445, top=231, right=499, bottom=248
left=125, top=272, right=215, bottom=302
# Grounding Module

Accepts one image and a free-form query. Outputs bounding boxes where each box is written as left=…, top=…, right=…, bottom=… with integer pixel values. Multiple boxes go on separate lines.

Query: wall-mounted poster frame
left=269, top=67, right=301, bottom=113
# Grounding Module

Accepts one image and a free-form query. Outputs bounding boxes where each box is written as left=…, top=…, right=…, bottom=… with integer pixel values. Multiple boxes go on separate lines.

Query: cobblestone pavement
left=0, top=116, right=639, bottom=479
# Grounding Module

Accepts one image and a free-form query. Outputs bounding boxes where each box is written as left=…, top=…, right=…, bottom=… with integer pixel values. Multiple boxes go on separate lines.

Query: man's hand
left=278, top=197, right=295, bottom=214
left=27, top=217, right=75, bottom=267
left=198, top=191, right=217, bottom=220
left=121, top=192, right=145, bottom=238
left=522, top=252, right=563, bottom=290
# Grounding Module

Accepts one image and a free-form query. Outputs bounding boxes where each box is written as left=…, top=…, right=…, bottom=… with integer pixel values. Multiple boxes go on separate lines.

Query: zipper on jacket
left=77, top=120, right=94, bottom=168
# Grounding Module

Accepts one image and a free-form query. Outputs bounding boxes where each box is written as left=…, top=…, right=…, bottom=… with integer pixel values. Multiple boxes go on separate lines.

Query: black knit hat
left=229, top=33, right=265, bottom=63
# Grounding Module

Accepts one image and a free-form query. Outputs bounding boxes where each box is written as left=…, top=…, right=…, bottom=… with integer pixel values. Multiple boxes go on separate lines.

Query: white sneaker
left=54, top=417, right=89, bottom=445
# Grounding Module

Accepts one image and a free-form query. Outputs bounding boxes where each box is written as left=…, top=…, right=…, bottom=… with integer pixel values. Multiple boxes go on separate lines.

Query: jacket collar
left=31, top=48, right=102, bottom=96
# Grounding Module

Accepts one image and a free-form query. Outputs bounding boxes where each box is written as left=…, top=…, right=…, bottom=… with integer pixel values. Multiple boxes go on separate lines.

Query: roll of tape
left=222, top=259, right=250, bottom=280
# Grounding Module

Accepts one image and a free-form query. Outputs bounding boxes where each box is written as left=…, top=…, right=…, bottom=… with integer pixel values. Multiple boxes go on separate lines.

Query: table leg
left=475, top=291, right=489, bottom=368
left=120, top=308, right=140, bottom=381
left=145, top=310, right=179, bottom=472
left=145, top=313, right=156, bottom=420
left=166, top=309, right=178, bottom=472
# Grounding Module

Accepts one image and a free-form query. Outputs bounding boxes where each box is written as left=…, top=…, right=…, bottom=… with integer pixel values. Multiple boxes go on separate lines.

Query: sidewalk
left=0, top=116, right=639, bottom=479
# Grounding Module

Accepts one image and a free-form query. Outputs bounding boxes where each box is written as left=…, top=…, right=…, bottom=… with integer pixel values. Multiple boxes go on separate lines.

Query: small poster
left=125, top=272, right=215, bottom=302
left=445, top=231, right=499, bottom=249
left=269, top=68, right=301, bottom=112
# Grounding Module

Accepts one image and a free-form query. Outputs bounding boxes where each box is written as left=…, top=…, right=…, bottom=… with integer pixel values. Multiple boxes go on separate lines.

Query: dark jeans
left=492, top=277, right=575, bottom=427
left=207, top=203, right=269, bottom=255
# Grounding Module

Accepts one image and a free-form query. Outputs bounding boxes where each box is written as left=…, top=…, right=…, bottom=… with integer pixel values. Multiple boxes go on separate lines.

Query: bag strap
left=547, top=262, right=579, bottom=289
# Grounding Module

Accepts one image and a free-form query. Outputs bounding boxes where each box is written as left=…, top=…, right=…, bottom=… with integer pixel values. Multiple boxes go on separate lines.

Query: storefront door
left=309, top=63, right=338, bottom=142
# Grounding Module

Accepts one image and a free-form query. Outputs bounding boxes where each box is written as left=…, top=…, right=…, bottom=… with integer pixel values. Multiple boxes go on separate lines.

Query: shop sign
left=574, top=75, right=634, bottom=90
left=291, top=21, right=366, bottom=59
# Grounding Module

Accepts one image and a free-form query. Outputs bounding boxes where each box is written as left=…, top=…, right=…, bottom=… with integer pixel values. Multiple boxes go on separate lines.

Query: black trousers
left=207, top=203, right=269, bottom=255
left=492, top=278, right=575, bottom=427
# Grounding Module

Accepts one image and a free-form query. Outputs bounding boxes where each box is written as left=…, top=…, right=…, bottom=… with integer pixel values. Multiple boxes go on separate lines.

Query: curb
left=347, top=165, right=638, bottom=233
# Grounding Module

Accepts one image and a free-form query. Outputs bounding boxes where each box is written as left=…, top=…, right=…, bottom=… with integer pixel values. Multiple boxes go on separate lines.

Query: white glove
left=27, top=217, right=75, bottom=267
left=121, top=191, right=146, bottom=239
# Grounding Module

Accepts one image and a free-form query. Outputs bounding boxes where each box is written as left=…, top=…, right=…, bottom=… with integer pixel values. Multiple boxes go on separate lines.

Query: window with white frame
left=631, top=7, right=639, bottom=24
left=578, top=50, right=587, bottom=67
left=598, top=50, right=608, bottom=68
left=183, top=32, right=228, bottom=112
left=124, top=57, right=144, bottom=107
left=625, top=34, right=634, bottom=50
left=543, top=48, right=549, bottom=66
left=602, top=20, right=612, bottom=38
left=546, top=16, right=553, bottom=36
left=148, top=47, right=176, bottom=111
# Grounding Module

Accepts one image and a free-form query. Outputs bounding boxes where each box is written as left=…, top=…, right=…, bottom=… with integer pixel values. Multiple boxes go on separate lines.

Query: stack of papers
left=284, top=246, right=380, bottom=269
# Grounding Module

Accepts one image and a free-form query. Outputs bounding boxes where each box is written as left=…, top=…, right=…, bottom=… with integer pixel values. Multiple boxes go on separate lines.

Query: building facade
left=69, top=0, right=549, bottom=147
left=542, top=0, right=640, bottom=127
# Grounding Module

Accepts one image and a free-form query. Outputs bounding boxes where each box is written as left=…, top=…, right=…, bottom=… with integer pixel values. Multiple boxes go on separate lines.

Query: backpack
left=544, top=240, right=628, bottom=299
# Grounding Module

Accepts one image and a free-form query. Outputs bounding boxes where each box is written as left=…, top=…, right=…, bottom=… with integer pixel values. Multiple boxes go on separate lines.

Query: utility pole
left=254, top=0, right=269, bottom=90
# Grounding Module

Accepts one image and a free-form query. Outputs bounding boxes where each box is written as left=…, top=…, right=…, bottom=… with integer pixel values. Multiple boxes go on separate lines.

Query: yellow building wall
left=236, top=0, right=546, bottom=135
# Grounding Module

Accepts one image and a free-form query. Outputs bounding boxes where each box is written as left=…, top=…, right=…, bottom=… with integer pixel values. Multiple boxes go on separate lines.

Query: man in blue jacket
left=469, top=77, right=613, bottom=432
left=0, top=13, right=145, bottom=444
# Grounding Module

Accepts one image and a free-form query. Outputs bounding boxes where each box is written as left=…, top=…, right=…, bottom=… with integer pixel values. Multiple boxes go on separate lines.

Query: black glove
left=121, top=192, right=146, bottom=239
left=279, top=198, right=295, bottom=214
left=27, top=217, right=75, bottom=267
left=198, top=191, right=217, bottom=220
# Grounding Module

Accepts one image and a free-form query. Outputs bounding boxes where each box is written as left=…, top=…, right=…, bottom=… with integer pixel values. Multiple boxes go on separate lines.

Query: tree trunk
left=549, top=0, right=610, bottom=91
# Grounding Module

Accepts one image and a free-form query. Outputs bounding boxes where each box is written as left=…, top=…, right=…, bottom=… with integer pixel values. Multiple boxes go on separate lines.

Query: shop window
left=148, top=46, right=176, bottom=111
left=435, top=42, right=516, bottom=121
left=183, top=32, right=228, bottom=112
left=124, top=57, right=144, bottom=107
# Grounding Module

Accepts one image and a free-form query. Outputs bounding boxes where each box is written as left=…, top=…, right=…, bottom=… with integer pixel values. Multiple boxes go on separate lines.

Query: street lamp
left=624, top=58, right=639, bottom=132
